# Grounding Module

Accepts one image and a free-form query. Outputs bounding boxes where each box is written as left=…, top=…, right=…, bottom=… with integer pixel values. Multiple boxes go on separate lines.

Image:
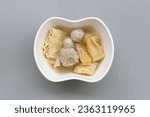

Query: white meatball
left=70, top=29, right=85, bottom=42
left=59, top=48, right=79, bottom=67
left=63, top=37, right=74, bottom=48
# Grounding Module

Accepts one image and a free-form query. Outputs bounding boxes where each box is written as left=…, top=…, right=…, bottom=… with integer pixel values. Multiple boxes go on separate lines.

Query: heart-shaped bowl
left=34, top=17, right=114, bottom=82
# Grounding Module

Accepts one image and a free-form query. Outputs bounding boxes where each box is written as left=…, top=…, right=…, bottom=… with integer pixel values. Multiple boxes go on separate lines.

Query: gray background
left=0, top=0, right=150, bottom=99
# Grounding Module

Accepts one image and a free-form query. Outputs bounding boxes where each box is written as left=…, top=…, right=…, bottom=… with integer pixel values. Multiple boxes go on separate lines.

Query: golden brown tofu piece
left=54, top=54, right=61, bottom=68
left=74, top=62, right=98, bottom=75
left=43, top=28, right=66, bottom=59
left=47, top=58, right=55, bottom=65
left=75, top=43, right=92, bottom=65
left=86, top=34, right=104, bottom=61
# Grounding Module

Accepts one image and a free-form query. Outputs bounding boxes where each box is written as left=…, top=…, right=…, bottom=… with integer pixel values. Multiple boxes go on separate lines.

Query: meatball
left=59, top=48, right=79, bottom=67
left=63, top=37, right=74, bottom=48
left=70, top=29, right=85, bottom=42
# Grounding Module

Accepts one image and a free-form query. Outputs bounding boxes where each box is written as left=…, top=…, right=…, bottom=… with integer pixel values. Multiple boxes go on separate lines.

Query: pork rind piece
left=43, top=28, right=66, bottom=59
left=74, top=63, right=98, bottom=75
left=86, top=34, right=104, bottom=62
left=75, top=43, right=92, bottom=65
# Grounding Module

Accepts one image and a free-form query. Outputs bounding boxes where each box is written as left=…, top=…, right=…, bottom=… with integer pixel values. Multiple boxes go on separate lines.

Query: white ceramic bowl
left=34, top=17, right=114, bottom=82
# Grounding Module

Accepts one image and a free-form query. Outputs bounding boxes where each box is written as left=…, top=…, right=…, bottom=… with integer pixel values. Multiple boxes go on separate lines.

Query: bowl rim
left=34, top=17, right=114, bottom=83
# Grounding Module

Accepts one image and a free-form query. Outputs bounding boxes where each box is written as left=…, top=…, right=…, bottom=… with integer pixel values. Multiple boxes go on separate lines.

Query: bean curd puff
left=63, top=37, right=74, bottom=48
left=59, top=48, right=79, bottom=67
left=70, top=29, right=85, bottom=42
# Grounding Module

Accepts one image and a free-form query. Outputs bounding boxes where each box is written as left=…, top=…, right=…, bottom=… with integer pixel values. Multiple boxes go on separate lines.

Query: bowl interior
left=34, top=17, right=114, bottom=82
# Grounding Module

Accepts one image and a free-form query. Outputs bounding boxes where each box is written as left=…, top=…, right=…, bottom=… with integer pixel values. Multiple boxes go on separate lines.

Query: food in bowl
left=34, top=17, right=114, bottom=82
left=42, top=27, right=105, bottom=75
